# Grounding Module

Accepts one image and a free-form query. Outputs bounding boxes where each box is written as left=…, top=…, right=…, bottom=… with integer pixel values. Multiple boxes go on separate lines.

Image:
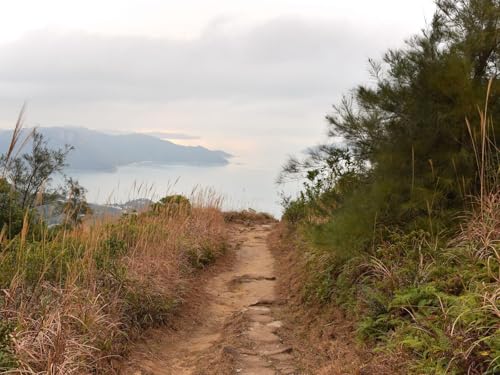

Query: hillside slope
left=0, top=127, right=230, bottom=171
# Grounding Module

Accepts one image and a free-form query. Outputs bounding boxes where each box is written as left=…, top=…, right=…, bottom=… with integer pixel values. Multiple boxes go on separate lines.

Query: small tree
left=0, top=178, right=24, bottom=238
left=0, top=129, right=72, bottom=210
left=63, top=178, right=91, bottom=227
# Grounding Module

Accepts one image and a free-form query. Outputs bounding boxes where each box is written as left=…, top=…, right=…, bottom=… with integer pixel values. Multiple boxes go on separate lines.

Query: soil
left=123, top=223, right=299, bottom=375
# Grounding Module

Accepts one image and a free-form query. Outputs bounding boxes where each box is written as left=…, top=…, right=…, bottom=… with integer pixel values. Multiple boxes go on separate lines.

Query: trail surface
left=125, top=223, right=298, bottom=375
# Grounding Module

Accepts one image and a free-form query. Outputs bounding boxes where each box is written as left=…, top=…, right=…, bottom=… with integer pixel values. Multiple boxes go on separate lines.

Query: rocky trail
left=124, top=223, right=299, bottom=375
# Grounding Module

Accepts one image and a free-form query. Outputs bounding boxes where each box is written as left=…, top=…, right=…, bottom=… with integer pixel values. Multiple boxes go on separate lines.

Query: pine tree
left=281, top=0, right=499, bottom=250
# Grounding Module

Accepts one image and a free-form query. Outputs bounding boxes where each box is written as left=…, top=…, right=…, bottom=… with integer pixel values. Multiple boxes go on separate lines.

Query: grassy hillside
left=278, top=1, right=499, bottom=373
left=277, top=190, right=499, bottom=373
left=0, top=192, right=228, bottom=373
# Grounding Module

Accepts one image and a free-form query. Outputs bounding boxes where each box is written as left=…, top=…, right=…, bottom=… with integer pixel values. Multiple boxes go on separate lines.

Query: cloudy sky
left=0, top=0, right=436, bottom=168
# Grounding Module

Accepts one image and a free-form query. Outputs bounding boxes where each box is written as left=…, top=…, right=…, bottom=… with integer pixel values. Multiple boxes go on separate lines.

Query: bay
left=65, top=161, right=300, bottom=218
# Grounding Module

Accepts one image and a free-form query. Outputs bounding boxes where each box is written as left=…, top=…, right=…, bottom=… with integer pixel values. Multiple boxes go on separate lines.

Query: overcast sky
left=0, top=0, right=436, bottom=168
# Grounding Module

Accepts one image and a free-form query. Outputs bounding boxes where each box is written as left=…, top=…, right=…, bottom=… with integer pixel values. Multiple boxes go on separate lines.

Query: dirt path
left=124, top=223, right=298, bottom=375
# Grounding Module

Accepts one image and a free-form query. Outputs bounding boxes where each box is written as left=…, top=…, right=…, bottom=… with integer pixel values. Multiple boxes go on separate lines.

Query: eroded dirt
left=124, top=223, right=299, bottom=375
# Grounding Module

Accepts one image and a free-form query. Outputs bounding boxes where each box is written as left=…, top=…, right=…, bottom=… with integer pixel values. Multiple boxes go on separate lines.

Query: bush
left=0, top=179, right=24, bottom=238
left=152, top=194, right=191, bottom=215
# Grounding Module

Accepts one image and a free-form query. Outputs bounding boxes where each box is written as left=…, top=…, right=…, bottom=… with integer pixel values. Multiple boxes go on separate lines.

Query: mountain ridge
left=0, top=126, right=230, bottom=172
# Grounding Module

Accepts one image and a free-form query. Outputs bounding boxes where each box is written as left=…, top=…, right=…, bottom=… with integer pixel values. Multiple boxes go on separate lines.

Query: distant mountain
left=0, top=127, right=230, bottom=171
left=37, top=198, right=154, bottom=226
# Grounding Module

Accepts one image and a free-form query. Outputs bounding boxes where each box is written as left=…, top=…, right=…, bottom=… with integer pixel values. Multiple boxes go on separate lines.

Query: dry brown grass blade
left=3, top=104, right=26, bottom=166
left=1, top=104, right=35, bottom=179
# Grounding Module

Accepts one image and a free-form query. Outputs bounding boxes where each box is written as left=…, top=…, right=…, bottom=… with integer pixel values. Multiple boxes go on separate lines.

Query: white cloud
left=0, top=1, right=435, bottom=42
left=0, top=2, right=436, bottom=168
left=0, top=17, right=408, bottom=103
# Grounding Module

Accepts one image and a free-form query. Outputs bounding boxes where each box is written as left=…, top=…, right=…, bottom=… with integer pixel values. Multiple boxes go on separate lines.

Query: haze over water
left=67, top=155, right=301, bottom=218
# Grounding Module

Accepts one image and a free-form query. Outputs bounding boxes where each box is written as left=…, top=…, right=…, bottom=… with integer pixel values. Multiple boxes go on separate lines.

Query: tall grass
left=0, top=105, right=32, bottom=175
left=0, top=189, right=228, bottom=373
left=465, top=79, right=499, bottom=212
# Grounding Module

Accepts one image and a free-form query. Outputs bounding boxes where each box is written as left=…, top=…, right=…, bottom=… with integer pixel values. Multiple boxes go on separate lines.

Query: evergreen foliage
left=281, top=0, right=499, bottom=249
left=280, top=1, right=499, bottom=372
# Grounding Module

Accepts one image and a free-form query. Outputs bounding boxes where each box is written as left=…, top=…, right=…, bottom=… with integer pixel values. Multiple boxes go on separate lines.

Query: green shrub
left=0, top=320, right=16, bottom=371
left=282, top=196, right=307, bottom=224
left=124, top=285, right=179, bottom=328
left=0, top=179, right=24, bottom=238
left=152, top=194, right=191, bottom=215
left=185, top=241, right=226, bottom=269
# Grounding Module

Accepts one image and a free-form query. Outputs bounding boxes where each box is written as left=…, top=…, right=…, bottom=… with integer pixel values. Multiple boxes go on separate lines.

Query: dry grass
left=457, top=191, right=500, bottom=263
left=267, top=223, right=405, bottom=374
left=0, top=192, right=228, bottom=374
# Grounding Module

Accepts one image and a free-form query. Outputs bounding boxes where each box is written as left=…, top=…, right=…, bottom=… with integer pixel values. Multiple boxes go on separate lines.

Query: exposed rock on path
left=125, top=224, right=299, bottom=375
